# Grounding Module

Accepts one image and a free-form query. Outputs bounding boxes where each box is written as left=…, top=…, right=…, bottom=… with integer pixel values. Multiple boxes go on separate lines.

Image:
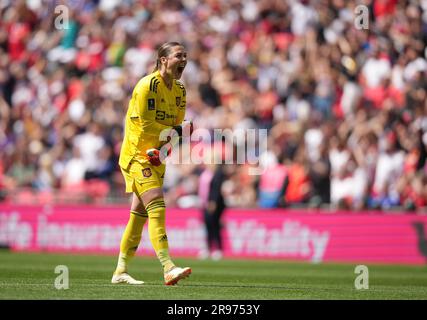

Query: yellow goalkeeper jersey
left=119, top=70, right=186, bottom=169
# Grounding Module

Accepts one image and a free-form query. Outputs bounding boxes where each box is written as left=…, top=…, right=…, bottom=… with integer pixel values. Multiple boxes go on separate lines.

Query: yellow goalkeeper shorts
left=121, top=161, right=166, bottom=196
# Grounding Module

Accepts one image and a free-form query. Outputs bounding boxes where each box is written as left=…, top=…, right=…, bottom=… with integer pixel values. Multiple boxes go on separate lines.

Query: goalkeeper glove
left=146, top=147, right=171, bottom=166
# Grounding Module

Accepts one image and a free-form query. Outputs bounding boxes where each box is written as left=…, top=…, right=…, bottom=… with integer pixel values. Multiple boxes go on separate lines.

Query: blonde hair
left=152, top=41, right=183, bottom=72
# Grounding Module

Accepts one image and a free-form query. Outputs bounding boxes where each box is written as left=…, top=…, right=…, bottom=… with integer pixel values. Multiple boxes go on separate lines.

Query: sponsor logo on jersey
left=148, top=98, right=155, bottom=110
left=156, top=111, right=177, bottom=120
left=142, top=168, right=152, bottom=178
left=156, top=110, right=165, bottom=120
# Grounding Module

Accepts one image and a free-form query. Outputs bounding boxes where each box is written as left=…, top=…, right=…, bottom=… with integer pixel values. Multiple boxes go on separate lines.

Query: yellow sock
left=146, top=198, right=175, bottom=272
left=115, top=210, right=147, bottom=274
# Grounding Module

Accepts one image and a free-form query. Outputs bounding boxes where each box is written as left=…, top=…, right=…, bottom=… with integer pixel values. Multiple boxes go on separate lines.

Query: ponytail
left=152, top=58, right=161, bottom=72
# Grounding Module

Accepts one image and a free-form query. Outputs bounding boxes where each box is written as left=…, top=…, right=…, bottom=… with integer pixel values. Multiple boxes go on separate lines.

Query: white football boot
left=164, top=267, right=192, bottom=286
left=111, top=273, right=144, bottom=285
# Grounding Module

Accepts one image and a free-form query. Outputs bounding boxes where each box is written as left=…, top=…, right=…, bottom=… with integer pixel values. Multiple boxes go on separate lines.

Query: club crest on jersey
left=176, top=97, right=181, bottom=106
left=142, top=168, right=152, bottom=178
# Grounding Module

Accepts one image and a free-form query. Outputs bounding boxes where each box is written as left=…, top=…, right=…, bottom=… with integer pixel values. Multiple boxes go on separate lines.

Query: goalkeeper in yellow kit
left=112, top=42, right=192, bottom=285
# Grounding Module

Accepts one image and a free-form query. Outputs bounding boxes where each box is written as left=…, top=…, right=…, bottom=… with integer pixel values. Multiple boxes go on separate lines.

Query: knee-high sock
left=146, top=198, right=175, bottom=272
left=115, top=210, right=147, bottom=274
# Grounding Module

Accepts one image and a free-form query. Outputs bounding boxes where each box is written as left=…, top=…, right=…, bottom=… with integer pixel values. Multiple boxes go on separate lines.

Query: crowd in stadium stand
left=0, top=0, right=426, bottom=212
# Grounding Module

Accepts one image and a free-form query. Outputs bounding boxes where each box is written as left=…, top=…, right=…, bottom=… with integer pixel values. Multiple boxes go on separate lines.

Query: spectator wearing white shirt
left=73, top=122, right=106, bottom=173
left=370, top=131, right=405, bottom=209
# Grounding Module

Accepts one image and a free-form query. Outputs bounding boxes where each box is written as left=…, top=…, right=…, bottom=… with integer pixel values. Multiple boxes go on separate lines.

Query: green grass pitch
left=0, top=251, right=426, bottom=300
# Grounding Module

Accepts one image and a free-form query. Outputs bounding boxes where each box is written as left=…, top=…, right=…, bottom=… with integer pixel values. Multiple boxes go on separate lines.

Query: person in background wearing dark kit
left=199, top=163, right=227, bottom=260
